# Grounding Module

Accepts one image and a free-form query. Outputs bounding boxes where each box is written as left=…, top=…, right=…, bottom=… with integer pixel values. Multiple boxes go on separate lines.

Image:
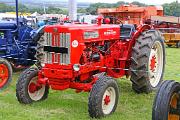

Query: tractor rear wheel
left=130, top=30, right=165, bottom=93
left=16, top=68, right=49, bottom=104
left=88, top=75, right=119, bottom=118
left=152, top=80, right=180, bottom=120
left=0, top=58, right=12, bottom=90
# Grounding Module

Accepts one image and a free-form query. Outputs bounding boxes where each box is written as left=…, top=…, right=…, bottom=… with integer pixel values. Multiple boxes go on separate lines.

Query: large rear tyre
left=0, top=58, right=12, bottom=90
left=152, top=80, right=180, bottom=120
left=16, top=68, right=49, bottom=104
left=88, top=75, right=119, bottom=118
left=130, top=30, right=165, bottom=93
left=35, top=33, right=45, bottom=69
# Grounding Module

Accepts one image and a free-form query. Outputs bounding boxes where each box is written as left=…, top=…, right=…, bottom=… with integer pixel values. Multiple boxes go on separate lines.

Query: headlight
left=41, top=63, right=45, bottom=67
left=73, top=64, right=80, bottom=71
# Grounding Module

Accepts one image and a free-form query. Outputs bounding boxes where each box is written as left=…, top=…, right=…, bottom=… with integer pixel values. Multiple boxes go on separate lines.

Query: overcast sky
left=78, top=0, right=179, bottom=5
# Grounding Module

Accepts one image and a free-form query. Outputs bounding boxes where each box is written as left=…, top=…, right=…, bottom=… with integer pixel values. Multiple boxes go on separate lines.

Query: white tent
left=31, top=12, right=41, bottom=17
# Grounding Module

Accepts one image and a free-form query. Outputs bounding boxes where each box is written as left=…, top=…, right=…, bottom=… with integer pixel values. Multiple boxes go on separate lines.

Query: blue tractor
left=0, top=0, right=44, bottom=90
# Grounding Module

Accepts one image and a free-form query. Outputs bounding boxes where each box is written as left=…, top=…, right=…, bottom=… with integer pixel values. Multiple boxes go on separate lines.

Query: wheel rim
left=28, top=76, right=45, bottom=101
left=102, top=87, right=116, bottom=115
left=168, top=93, right=180, bottom=120
left=148, top=41, right=164, bottom=87
left=0, top=64, right=9, bottom=88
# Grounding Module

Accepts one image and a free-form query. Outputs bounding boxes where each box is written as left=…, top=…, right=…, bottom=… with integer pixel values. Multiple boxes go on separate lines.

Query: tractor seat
left=0, top=22, right=17, bottom=30
left=120, top=24, right=136, bottom=40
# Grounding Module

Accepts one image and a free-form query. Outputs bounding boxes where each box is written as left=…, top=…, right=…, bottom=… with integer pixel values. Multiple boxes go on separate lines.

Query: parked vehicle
left=0, top=0, right=44, bottom=90
left=16, top=16, right=165, bottom=118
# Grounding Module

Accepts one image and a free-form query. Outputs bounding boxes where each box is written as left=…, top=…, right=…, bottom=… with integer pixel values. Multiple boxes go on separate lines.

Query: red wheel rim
left=104, top=95, right=111, bottom=105
left=0, top=64, right=9, bottom=88
left=150, top=55, right=156, bottom=72
left=102, top=87, right=116, bottom=115
left=27, top=77, right=46, bottom=101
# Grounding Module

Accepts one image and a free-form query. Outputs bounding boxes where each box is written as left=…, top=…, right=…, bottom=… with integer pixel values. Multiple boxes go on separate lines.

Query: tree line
left=0, top=1, right=179, bottom=17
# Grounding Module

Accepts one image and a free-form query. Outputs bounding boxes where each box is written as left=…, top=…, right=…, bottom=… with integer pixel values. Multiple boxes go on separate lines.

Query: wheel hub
left=102, top=87, right=116, bottom=115
left=104, top=95, right=111, bottom=105
left=150, top=55, right=157, bottom=72
left=28, top=76, right=46, bottom=101
left=0, top=64, right=9, bottom=88
left=29, top=82, right=41, bottom=93
left=168, top=93, right=180, bottom=120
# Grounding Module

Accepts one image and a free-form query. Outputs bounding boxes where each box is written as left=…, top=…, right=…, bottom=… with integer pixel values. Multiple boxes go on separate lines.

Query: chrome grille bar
left=43, top=32, right=70, bottom=65
left=60, top=33, right=71, bottom=64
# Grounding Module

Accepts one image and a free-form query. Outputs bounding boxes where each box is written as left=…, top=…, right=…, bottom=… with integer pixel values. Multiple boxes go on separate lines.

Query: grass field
left=0, top=48, right=179, bottom=120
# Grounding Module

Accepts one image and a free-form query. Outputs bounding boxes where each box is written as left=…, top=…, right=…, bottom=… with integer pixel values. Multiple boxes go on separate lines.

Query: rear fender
left=31, top=26, right=45, bottom=42
left=126, top=24, right=152, bottom=62
left=132, top=24, right=152, bottom=40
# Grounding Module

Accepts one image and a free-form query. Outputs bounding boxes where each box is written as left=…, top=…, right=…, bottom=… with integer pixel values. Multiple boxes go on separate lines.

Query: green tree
left=77, top=8, right=87, bottom=13
left=0, top=3, right=14, bottom=12
left=163, top=1, right=180, bottom=16
left=131, top=1, right=147, bottom=6
left=86, top=2, right=116, bottom=14
left=115, top=1, right=128, bottom=7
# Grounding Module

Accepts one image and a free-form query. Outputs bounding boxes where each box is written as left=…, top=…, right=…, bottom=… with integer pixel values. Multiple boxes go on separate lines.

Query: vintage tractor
left=0, top=0, right=44, bottom=90
left=16, top=17, right=166, bottom=118
left=98, top=4, right=180, bottom=48
left=152, top=80, right=180, bottom=120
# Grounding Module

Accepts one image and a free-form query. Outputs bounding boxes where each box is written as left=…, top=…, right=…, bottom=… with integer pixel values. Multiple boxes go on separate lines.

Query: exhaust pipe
left=15, top=0, right=18, bottom=26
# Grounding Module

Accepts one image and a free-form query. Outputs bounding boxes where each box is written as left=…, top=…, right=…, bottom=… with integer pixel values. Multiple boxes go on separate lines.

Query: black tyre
left=88, top=75, right=119, bottom=118
left=35, top=33, right=45, bottom=69
left=130, top=30, right=165, bottom=93
left=16, top=68, right=49, bottom=104
left=176, top=41, right=180, bottom=48
left=152, top=80, right=180, bottom=120
left=0, top=58, right=12, bottom=90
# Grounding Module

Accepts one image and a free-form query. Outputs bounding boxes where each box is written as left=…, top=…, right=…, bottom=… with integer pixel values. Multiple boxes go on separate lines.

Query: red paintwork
left=98, top=4, right=164, bottom=25
left=0, top=64, right=9, bottom=88
left=37, top=19, right=152, bottom=92
left=29, top=83, right=37, bottom=93
left=29, top=81, right=42, bottom=93
left=150, top=56, right=156, bottom=72
left=104, top=95, right=111, bottom=105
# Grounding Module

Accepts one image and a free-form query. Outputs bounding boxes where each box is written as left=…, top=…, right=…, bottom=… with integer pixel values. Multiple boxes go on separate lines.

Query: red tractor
left=16, top=17, right=165, bottom=118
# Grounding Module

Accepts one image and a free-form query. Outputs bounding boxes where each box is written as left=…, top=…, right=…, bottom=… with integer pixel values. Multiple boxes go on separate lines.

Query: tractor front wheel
left=152, top=80, right=180, bottom=120
left=16, top=68, right=49, bottom=104
left=88, top=75, right=119, bottom=118
left=130, top=30, right=165, bottom=93
left=0, top=58, right=12, bottom=90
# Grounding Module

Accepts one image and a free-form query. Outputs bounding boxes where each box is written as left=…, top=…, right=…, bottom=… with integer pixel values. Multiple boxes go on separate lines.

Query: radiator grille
left=43, top=32, right=71, bottom=65
left=60, top=33, right=71, bottom=64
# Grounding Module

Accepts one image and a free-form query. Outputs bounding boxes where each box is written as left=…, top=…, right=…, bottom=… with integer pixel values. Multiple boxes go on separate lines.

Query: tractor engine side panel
left=43, top=25, right=120, bottom=65
left=40, top=24, right=125, bottom=91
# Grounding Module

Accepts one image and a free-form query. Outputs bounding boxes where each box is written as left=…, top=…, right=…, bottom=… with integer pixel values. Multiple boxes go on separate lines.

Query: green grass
left=0, top=48, right=180, bottom=120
